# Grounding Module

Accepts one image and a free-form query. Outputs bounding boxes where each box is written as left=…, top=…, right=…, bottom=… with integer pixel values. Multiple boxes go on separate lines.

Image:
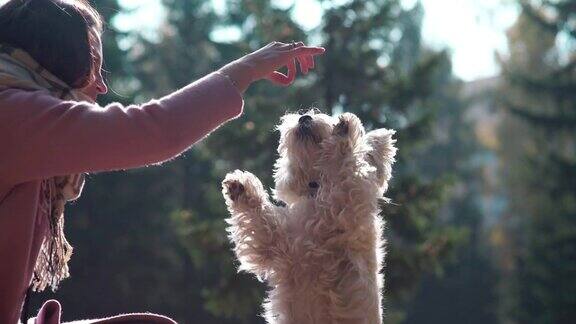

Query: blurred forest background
left=21, top=0, right=575, bottom=323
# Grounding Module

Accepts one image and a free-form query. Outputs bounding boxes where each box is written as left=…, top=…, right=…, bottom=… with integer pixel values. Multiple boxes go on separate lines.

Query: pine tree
left=497, top=1, right=576, bottom=323
left=402, top=78, right=500, bottom=324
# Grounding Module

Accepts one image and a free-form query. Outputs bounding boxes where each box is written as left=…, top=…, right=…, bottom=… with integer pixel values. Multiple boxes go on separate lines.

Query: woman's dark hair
left=0, top=0, right=103, bottom=88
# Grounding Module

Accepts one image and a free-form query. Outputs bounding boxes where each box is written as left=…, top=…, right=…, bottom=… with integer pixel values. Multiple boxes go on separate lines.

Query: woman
left=0, top=0, right=325, bottom=323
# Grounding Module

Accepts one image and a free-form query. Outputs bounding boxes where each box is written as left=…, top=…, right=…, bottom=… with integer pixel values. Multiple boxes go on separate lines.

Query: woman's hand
left=218, top=41, right=326, bottom=93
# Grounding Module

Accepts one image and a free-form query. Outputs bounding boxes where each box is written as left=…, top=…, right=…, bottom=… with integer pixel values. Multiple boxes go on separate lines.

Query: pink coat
left=0, top=71, right=244, bottom=324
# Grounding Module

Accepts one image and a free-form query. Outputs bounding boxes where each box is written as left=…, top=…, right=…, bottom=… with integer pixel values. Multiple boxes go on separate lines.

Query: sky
left=115, top=0, right=519, bottom=82
left=417, top=0, right=519, bottom=81
left=0, top=0, right=519, bottom=81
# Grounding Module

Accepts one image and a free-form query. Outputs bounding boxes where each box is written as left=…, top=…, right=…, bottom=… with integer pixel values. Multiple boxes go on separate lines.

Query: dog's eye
left=308, top=181, right=319, bottom=189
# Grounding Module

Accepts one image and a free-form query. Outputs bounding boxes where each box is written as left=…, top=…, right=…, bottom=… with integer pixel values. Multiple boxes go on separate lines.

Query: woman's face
left=80, top=32, right=108, bottom=101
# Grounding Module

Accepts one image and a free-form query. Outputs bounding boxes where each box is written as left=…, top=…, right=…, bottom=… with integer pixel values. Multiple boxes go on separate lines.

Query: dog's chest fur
left=269, top=198, right=384, bottom=323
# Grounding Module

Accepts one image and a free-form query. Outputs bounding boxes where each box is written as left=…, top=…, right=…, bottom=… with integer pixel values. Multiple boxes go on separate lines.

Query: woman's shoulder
left=0, top=86, right=55, bottom=105
left=0, top=87, right=60, bottom=131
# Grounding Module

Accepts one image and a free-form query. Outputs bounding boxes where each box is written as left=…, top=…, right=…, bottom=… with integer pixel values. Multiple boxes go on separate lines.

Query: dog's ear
left=364, top=128, right=397, bottom=193
left=333, top=112, right=366, bottom=145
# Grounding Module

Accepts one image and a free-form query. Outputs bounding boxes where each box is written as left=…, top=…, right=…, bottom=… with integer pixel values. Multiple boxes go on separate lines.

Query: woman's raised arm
left=0, top=71, right=242, bottom=185
left=0, top=41, right=325, bottom=186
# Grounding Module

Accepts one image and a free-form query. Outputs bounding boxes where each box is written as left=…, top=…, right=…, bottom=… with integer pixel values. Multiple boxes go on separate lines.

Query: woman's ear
left=96, top=78, right=108, bottom=95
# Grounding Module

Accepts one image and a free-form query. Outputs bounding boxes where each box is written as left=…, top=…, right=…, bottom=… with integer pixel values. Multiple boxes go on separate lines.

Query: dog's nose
left=299, top=115, right=312, bottom=125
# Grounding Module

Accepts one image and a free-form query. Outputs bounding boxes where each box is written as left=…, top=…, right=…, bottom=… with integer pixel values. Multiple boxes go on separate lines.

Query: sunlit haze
left=0, top=0, right=519, bottom=81
left=114, top=0, right=518, bottom=81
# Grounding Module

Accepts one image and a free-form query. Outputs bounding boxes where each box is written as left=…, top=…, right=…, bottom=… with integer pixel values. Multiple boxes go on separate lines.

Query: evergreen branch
left=521, top=1, right=576, bottom=39
left=540, top=0, right=576, bottom=18
left=503, top=99, right=576, bottom=129
left=502, top=64, right=576, bottom=98
left=548, top=154, right=576, bottom=195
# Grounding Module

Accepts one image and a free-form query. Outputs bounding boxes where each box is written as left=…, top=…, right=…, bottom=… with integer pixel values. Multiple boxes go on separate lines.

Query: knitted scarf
left=0, top=43, right=90, bottom=292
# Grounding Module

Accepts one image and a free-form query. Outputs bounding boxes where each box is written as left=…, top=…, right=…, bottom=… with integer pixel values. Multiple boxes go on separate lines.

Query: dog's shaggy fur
left=222, top=110, right=397, bottom=324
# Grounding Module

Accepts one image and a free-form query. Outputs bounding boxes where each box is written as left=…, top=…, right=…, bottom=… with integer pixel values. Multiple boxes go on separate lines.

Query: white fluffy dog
left=222, top=109, right=397, bottom=324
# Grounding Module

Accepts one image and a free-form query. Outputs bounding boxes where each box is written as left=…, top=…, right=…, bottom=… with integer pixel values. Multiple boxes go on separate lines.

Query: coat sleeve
left=0, top=71, right=244, bottom=185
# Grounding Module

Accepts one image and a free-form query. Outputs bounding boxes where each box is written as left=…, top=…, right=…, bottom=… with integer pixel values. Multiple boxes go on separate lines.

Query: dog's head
left=272, top=108, right=336, bottom=204
left=272, top=108, right=397, bottom=205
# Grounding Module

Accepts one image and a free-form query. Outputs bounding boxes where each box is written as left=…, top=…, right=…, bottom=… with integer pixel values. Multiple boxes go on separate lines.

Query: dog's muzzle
left=299, top=115, right=312, bottom=125
left=298, top=115, right=314, bottom=137
left=296, top=115, right=322, bottom=144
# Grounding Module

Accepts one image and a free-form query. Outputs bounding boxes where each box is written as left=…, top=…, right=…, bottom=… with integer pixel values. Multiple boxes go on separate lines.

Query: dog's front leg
left=222, top=170, right=285, bottom=279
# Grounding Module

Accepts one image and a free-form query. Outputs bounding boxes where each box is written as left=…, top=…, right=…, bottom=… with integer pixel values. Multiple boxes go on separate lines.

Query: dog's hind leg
left=222, top=170, right=286, bottom=279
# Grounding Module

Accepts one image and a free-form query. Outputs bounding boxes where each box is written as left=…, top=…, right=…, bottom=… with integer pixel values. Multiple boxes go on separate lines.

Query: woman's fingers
left=285, top=57, right=297, bottom=84
left=283, top=47, right=324, bottom=73
left=307, top=54, right=315, bottom=69
left=291, top=42, right=309, bottom=74
left=278, top=41, right=304, bottom=51
left=266, top=56, right=309, bottom=84
left=251, top=42, right=325, bottom=86
left=221, top=41, right=324, bottom=91
left=266, top=71, right=290, bottom=85
left=297, top=55, right=309, bottom=74
left=266, top=58, right=297, bottom=86
left=275, top=42, right=315, bottom=74
left=288, top=46, right=325, bottom=56
left=269, top=47, right=324, bottom=84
